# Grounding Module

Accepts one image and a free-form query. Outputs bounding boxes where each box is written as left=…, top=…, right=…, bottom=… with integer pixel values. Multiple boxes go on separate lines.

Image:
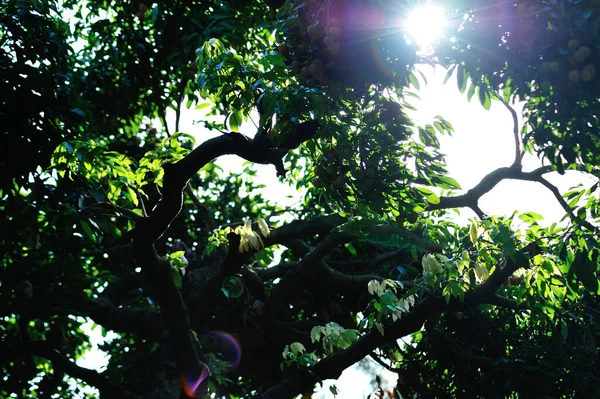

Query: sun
left=405, top=4, right=447, bottom=49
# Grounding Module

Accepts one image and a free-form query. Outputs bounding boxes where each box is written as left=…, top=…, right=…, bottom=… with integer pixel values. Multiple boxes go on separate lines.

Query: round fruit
left=328, top=42, right=340, bottom=55
left=549, top=61, right=560, bottom=73
left=277, top=43, right=289, bottom=56
left=568, top=70, right=580, bottom=82
left=581, top=70, right=593, bottom=81
left=307, top=64, right=319, bottom=75
left=291, top=60, right=301, bottom=74
left=540, top=62, right=551, bottom=73
left=540, top=81, right=551, bottom=93
left=584, top=63, right=596, bottom=77
left=326, top=164, right=337, bottom=176
left=579, top=46, right=592, bottom=59
left=574, top=50, right=587, bottom=63
left=323, top=35, right=335, bottom=47
left=332, top=175, right=346, bottom=189
left=307, top=24, right=318, bottom=38
left=406, top=212, right=419, bottom=224
left=567, top=39, right=580, bottom=51
left=328, top=18, right=340, bottom=27
left=300, top=66, right=309, bottom=77
left=329, top=26, right=341, bottom=38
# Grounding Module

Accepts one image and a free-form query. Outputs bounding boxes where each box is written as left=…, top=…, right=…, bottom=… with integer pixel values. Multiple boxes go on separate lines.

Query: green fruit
left=326, top=165, right=337, bottom=176
left=332, top=175, right=346, bottom=188
left=277, top=43, right=288, bottom=56
left=578, top=46, right=592, bottom=60
left=406, top=212, right=419, bottom=224
left=328, top=18, right=340, bottom=27
left=328, top=43, right=340, bottom=55
left=540, top=62, right=551, bottom=73
left=567, top=39, right=580, bottom=51
left=323, top=36, right=335, bottom=47
left=581, top=70, right=593, bottom=82
left=329, top=26, right=341, bottom=38
left=291, top=60, right=301, bottom=74
left=574, top=50, right=587, bottom=63
left=568, top=70, right=580, bottom=82
left=583, top=63, right=596, bottom=77
left=307, top=24, right=318, bottom=38
left=540, top=81, right=551, bottom=93
left=549, top=61, right=560, bottom=73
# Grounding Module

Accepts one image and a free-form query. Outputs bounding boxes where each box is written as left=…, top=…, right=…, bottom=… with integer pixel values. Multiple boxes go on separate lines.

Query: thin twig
left=498, top=96, right=522, bottom=168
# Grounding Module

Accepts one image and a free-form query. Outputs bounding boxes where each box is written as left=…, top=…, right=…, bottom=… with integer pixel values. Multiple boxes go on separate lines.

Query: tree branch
left=535, top=176, right=600, bottom=233
left=498, top=96, right=522, bottom=168
left=258, top=243, right=540, bottom=399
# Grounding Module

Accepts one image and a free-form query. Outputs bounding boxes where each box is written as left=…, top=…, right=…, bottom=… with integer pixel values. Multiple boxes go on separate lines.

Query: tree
left=2, top=0, right=600, bottom=397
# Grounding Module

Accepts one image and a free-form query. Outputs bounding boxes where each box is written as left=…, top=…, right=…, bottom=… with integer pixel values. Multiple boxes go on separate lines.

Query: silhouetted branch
left=498, top=96, right=522, bottom=168
left=258, top=243, right=541, bottom=399
left=536, top=176, right=599, bottom=233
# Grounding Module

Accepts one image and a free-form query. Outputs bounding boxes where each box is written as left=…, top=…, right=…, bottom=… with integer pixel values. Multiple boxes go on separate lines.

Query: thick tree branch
left=258, top=243, right=540, bottom=399
left=78, top=299, right=163, bottom=341
left=432, top=167, right=541, bottom=212
left=131, top=132, right=303, bottom=389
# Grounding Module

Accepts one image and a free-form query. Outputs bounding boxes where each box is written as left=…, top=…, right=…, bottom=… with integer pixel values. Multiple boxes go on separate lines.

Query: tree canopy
left=2, top=0, right=600, bottom=398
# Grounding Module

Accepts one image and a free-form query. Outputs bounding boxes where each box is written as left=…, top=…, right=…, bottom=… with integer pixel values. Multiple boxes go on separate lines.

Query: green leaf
left=345, top=242, right=358, bottom=256
left=169, top=251, right=186, bottom=259
left=426, top=193, right=440, bottom=205
left=457, top=64, right=467, bottom=93
left=467, top=82, right=476, bottom=102
left=469, top=223, right=479, bottom=245
left=228, top=110, right=243, bottom=132
left=572, top=253, right=599, bottom=293
left=560, top=320, right=569, bottom=341
left=478, top=86, right=491, bottom=110
left=80, top=219, right=97, bottom=243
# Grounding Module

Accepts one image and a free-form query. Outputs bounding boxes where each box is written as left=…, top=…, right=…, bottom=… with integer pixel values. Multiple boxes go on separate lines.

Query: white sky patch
left=405, top=4, right=447, bottom=49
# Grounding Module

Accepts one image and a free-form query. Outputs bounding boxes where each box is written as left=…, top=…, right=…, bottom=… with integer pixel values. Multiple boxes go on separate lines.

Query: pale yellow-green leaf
left=469, top=222, right=479, bottom=245
left=422, top=254, right=443, bottom=274
left=257, top=218, right=270, bottom=237
left=311, top=327, right=322, bottom=343
left=368, top=280, right=380, bottom=296
left=474, top=264, right=490, bottom=282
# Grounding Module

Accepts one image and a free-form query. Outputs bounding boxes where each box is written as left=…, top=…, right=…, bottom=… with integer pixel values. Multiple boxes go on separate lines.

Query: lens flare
left=206, top=330, right=242, bottom=369
left=180, top=364, right=210, bottom=398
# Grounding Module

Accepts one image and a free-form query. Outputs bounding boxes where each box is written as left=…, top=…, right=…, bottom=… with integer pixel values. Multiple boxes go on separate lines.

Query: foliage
left=2, top=0, right=600, bottom=398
